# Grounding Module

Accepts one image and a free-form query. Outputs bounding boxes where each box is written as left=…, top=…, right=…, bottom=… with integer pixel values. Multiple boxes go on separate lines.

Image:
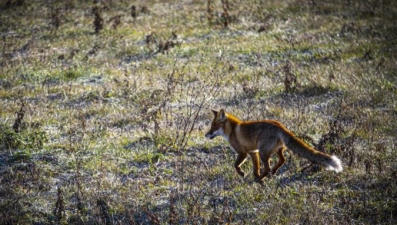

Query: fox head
left=205, top=109, right=227, bottom=139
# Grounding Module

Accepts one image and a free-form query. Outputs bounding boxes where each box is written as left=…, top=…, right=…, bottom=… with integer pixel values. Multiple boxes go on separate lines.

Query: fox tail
left=283, top=132, right=343, bottom=173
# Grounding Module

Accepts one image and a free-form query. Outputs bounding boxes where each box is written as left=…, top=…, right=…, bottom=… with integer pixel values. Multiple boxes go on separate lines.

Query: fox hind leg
left=271, top=146, right=287, bottom=175
left=255, top=138, right=282, bottom=183
left=256, top=151, right=272, bottom=182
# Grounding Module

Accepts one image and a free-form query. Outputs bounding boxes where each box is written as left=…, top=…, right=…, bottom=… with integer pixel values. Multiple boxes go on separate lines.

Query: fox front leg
left=234, top=153, right=247, bottom=177
left=248, top=151, right=261, bottom=179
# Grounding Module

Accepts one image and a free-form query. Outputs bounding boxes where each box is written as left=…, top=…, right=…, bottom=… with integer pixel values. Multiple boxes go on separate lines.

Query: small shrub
left=93, top=6, right=104, bottom=34
left=283, top=61, right=298, bottom=93
left=0, top=126, right=47, bottom=150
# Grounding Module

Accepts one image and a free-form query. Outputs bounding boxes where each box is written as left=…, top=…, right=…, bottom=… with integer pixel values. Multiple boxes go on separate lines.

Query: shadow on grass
left=338, top=170, right=397, bottom=223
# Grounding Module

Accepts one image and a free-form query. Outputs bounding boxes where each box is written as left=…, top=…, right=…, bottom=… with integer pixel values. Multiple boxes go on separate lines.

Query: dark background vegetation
left=0, top=0, right=396, bottom=224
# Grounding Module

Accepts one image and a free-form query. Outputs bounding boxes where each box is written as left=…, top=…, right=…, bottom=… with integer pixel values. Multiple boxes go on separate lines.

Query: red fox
left=205, top=109, right=343, bottom=183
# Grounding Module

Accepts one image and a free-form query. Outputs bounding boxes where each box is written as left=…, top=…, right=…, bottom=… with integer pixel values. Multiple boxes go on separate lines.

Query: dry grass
left=0, top=0, right=396, bottom=224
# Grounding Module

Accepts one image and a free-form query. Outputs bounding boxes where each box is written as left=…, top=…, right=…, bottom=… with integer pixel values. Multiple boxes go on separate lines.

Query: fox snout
left=205, top=128, right=223, bottom=139
left=205, top=131, right=216, bottom=139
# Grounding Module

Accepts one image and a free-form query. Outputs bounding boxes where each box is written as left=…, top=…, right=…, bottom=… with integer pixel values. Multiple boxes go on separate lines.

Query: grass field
left=1, top=0, right=396, bottom=224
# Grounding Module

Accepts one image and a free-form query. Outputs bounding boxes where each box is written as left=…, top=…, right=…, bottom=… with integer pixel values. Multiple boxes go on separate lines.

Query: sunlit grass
left=0, top=0, right=396, bottom=224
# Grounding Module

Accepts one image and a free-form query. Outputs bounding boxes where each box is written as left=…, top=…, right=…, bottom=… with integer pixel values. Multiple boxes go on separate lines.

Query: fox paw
left=254, top=178, right=265, bottom=186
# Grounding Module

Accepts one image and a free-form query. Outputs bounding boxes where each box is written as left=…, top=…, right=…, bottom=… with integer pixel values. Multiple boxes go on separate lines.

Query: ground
left=0, top=0, right=396, bottom=224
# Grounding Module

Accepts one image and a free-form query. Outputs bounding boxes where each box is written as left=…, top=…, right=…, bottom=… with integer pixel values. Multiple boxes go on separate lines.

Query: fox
left=205, top=109, right=343, bottom=184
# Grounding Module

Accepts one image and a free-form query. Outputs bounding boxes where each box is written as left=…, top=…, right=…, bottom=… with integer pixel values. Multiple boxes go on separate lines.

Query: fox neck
left=221, top=113, right=241, bottom=142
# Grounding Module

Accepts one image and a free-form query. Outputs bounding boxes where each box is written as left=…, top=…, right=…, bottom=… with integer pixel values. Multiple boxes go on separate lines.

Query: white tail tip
left=326, top=155, right=343, bottom=173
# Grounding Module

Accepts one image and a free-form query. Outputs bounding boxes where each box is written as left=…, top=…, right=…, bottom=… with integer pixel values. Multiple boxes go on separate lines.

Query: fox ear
left=211, top=109, right=218, bottom=117
left=218, top=109, right=226, bottom=121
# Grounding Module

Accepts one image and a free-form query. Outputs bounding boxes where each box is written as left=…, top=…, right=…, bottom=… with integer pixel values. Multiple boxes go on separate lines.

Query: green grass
left=0, top=0, right=396, bottom=224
